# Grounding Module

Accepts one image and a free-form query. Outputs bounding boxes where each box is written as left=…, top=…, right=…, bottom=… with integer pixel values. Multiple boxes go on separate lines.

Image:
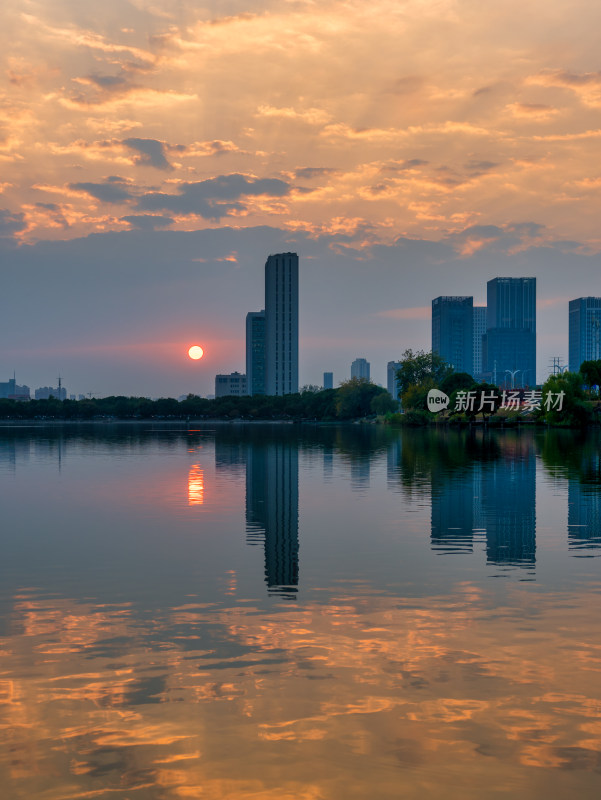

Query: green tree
left=579, top=360, right=601, bottom=389
left=335, top=378, right=387, bottom=419
left=370, top=392, right=398, bottom=416
left=539, top=372, right=591, bottom=426
left=396, top=349, right=453, bottom=397
left=440, top=371, right=476, bottom=396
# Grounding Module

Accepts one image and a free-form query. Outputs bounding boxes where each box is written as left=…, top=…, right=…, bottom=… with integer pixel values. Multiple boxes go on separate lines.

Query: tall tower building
left=431, top=296, right=474, bottom=375
left=473, top=306, right=487, bottom=380
left=351, top=358, right=370, bottom=380
left=265, top=253, right=299, bottom=396
left=483, top=278, right=536, bottom=387
left=323, top=371, right=334, bottom=390
left=569, top=297, right=601, bottom=373
left=246, top=310, right=266, bottom=395
left=387, top=361, right=401, bottom=400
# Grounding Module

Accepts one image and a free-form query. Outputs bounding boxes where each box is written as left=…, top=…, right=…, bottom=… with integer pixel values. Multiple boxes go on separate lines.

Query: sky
left=2, top=0, right=601, bottom=397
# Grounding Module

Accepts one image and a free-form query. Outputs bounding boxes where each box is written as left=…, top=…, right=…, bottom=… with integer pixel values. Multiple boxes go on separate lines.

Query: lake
left=0, top=423, right=600, bottom=799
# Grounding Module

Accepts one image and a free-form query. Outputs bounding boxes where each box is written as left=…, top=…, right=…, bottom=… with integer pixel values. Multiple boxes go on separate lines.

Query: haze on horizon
left=2, top=0, right=601, bottom=397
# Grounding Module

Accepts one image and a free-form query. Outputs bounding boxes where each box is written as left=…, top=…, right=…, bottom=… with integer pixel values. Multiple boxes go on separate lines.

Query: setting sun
left=188, top=346, right=204, bottom=360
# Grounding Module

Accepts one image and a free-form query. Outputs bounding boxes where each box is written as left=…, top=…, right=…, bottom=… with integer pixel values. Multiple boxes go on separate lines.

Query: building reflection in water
left=399, top=431, right=538, bottom=570
left=567, top=445, right=601, bottom=556
left=245, top=440, right=299, bottom=598
left=479, top=440, right=536, bottom=568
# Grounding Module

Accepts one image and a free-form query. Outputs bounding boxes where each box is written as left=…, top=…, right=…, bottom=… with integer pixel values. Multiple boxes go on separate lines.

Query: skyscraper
left=387, top=361, right=401, bottom=400
left=569, top=297, right=601, bottom=373
left=323, top=371, right=333, bottom=390
left=265, top=253, right=299, bottom=396
left=351, top=358, right=370, bottom=380
left=246, top=310, right=266, bottom=395
left=431, top=296, right=474, bottom=375
left=482, top=278, right=536, bottom=387
left=473, top=306, right=487, bottom=380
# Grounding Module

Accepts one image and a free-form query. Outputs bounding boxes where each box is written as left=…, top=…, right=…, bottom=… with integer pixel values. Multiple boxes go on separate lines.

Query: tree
left=579, top=360, right=601, bottom=389
left=335, top=378, right=388, bottom=419
left=539, top=372, right=591, bottom=426
left=440, top=371, right=476, bottom=396
left=370, top=392, right=398, bottom=416
left=395, top=349, right=453, bottom=396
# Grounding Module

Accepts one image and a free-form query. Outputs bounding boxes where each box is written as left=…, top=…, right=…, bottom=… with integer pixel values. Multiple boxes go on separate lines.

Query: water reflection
left=538, top=429, right=601, bottom=557
left=188, top=464, right=204, bottom=505
left=245, top=440, right=299, bottom=598
left=481, top=443, right=536, bottom=570
left=1, top=424, right=601, bottom=799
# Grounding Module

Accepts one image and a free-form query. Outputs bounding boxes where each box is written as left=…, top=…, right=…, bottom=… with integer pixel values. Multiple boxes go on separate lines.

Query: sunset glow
left=2, top=0, right=601, bottom=394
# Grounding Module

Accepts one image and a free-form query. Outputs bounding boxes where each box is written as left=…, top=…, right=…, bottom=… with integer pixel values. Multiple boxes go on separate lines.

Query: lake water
left=0, top=424, right=600, bottom=799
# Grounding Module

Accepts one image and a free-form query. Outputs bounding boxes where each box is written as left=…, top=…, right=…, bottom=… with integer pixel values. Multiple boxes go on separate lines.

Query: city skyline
left=2, top=1, right=601, bottom=396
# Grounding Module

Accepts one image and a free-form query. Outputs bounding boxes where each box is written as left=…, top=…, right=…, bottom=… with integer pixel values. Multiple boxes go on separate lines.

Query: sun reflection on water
left=188, top=464, right=204, bottom=506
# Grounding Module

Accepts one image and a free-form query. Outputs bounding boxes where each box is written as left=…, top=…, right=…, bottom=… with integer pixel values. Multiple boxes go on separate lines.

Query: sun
left=188, top=345, right=204, bottom=360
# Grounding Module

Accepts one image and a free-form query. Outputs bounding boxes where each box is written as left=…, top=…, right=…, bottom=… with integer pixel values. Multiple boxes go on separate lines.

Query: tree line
left=0, top=378, right=398, bottom=422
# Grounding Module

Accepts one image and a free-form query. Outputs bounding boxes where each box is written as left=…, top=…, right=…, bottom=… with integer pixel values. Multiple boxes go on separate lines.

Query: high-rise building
left=473, top=306, right=487, bottom=380
left=0, top=377, right=30, bottom=401
left=351, top=358, right=370, bottom=380
left=387, top=361, right=401, bottom=400
left=215, top=372, right=247, bottom=397
left=265, top=253, right=299, bottom=396
left=323, top=371, right=333, bottom=390
left=482, top=278, right=536, bottom=387
left=431, top=296, right=474, bottom=375
left=569, top=297, right=601, bottom=373
left=246, top=310, right=266, bottom=395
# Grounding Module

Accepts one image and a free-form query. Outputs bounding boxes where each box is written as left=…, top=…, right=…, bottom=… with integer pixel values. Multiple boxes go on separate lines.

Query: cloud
left=256, top=105, right=332, bottom=125
left=171, top=140, right=244, bottom=158
left=68, top=181, right=133, bottom=204
left=34, top=202, right=69, bottom=229
left=528, top=70, right=601, bottom=107
left=507, top=102, right=559, bottom=121
left=121, top=214, right=174, bottom=230
left=0, top=208, right=26, bottom=237
left=379, top=159, right=429, bottom=173
left=122, top=138, right=172, bottom=170
left=294, top=167, right=338, bottom=180
left=447, top=223, right=547, bottom=256
left=136, top=174, right=291, bottom=219
left=464, top=160, right=499, bottom=174
left=86, top=73, right=130, bottom=90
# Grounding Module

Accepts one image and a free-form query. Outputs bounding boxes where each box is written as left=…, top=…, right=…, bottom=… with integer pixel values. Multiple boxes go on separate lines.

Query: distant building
left=246, top=310, right=266, bottom=396
left=0, top=378, right=30, bottom=401
left=215, top=372, right=247, bottom=397
left=483, top=278, right=536, bottom=387
left=265, top=253, right=299, bottom=396
left=569, top=297, right=601, bottom=373
left=473, top=306, right=487, bottom=380
left=323, top=371, right=334, bottom=390
left=351, top=358, right=370, bottom=380
left=35, top=385, right=67, bottom=401
left=432, top=296, right=474, bottom=375
left=387, top=361, right=402, bottom=400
